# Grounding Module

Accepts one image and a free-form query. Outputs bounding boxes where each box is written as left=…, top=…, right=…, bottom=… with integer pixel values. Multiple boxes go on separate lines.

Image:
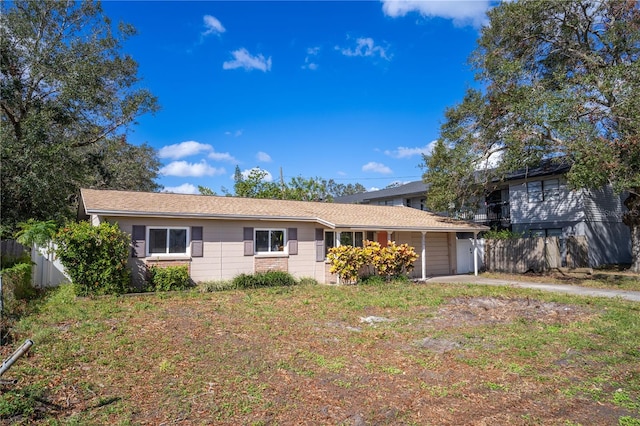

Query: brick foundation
left=145, top=259, right=191, bottom=274
left=255, top=256, right=288, bottom=273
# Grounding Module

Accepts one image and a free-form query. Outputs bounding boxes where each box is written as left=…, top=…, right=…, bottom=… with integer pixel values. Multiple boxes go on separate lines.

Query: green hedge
left=55, top=221, right=130, bottom=296
left=232, top=271, right=297, bottom=289
left=147, top=265, right=192, bottom=292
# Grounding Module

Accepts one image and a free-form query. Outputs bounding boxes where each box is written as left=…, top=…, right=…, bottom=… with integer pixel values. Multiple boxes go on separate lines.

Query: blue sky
left=102, top=1, right=492, bottom=194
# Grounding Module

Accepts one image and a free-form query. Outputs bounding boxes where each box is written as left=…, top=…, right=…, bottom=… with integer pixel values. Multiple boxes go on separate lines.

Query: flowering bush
left=327, top=240, right=418, bottom=284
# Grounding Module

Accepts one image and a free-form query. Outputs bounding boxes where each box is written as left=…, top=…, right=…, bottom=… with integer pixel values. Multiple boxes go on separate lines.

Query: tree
left=422, top=0, right=640, bottom=271
left=231, top=166, right=367, bottom=201
left=197, top=185, right=216, bottom=196
left=0, top=1, right=159, bottom=235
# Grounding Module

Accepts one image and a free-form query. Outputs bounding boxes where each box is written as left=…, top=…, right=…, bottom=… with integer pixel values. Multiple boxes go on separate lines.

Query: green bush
left=1, top=262, right=36, bottom=301
left=54, top=221, right=131, bottom=296
left=197, top=280, right=236, bottom=292
left=298, top=277, right=319, bottom=286
left=148, top=265, right=192, bottom=292
left=232, top=271, right=297, bottom=289
left=482, top=228, right=523, bottom=240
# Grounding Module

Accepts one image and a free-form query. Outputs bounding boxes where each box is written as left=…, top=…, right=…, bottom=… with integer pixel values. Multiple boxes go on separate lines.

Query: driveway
left=422, top=275, right=640, bottom=302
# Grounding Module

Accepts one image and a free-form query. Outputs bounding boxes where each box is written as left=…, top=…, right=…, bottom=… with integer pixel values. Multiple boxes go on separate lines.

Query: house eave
left=85, top=209, right=336, bottom=229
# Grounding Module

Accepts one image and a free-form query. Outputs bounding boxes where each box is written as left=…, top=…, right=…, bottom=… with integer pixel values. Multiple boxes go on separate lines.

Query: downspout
left=336, top=231, right=341, bottom=285
left=473, top=231, right=479, bottom=276
left=421, top=231, right=427, bottom=280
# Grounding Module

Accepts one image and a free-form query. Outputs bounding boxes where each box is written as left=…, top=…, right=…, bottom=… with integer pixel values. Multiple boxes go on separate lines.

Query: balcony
left=473, top=201, right=511, bottom=228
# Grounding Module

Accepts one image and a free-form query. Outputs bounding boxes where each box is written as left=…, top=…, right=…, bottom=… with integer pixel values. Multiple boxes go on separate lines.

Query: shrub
left=197, top=280, right=236, bottom=292
left=232, top=271, right=297, bottom=289
left=54, top=221, right=131, bottom=296
left=483, top=228, right=523, bottom=240
left=326, top=245, right=368, bottom=284
left=327, top=241, right=418, bottom=284
left=298, top=277, right=319, bottom=286
left=148, top=265, right=192, bottom=292
left=1, top=262, right=36, bottom=301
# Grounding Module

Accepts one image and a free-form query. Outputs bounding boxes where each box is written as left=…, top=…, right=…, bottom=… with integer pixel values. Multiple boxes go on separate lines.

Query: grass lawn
left=1, top=280, right=639, bottom=425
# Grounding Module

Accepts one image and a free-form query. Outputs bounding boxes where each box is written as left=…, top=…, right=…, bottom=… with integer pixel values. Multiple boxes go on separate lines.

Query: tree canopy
left=423, top=0, right=640, bottom=271
left=230, top=166, right=367, bottom=201
left=1, top=1, right=160, bottom=236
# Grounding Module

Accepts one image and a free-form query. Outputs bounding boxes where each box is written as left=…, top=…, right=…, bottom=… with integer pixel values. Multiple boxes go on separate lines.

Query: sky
left=101, top=0, right=493, bottom=194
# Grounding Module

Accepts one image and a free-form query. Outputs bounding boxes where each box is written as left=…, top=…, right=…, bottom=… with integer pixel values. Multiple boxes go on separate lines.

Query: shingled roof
left=79, top=188, right=488, bottom=232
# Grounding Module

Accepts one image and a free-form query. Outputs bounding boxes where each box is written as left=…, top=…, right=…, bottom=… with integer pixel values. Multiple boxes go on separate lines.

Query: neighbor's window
left=148, top=227, right=188, bottom=255
left=528, top=179, right=560, bottom=202
left=527, top=181, right=543, bottom=202
left=255, top=229, right=285, bottom=253
left=543, top=179, right=560, bottom=201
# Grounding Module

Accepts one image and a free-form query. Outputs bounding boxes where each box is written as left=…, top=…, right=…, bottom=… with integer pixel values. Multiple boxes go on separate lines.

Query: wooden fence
left=485, top=236, right=589, bottom=273
left=1, top=240, right=29, bottom=261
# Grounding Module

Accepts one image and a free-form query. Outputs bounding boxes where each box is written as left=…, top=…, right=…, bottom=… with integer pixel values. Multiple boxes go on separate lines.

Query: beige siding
left=425, top=233, right=451, bottom=276
left=105, top=216, right=327, bottom=284
left=403, top=232, right=453, bottom=277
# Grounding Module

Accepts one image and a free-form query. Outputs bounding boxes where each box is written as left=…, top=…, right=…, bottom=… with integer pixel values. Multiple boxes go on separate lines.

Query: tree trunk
left=623, top=192, right=640, bottom=273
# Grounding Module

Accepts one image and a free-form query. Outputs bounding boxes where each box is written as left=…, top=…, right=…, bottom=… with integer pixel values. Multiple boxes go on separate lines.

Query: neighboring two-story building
left=335, top=162, right=632, bottom=268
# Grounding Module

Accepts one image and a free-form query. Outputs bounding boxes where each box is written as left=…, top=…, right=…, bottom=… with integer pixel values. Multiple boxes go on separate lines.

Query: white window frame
left=255, top=228, right=287, bottom=254
left=147, top=226, right=190, bottom=257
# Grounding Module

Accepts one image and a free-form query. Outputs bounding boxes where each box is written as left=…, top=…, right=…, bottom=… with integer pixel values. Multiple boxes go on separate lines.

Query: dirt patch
left=429, top=296, right=595, bottom=328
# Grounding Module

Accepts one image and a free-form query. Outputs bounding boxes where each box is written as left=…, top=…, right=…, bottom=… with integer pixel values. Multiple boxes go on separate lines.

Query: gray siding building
left=335, top=165, right=632, bottom=268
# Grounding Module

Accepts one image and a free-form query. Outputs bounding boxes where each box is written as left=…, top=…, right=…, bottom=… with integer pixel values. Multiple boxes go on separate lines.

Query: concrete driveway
left=421, top=274, right=640, bottom=302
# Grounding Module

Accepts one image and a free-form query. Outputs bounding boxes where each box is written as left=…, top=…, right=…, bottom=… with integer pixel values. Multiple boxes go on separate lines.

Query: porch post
left=473, top=231, right=478, bottom=276
left=336, top=231, right=341, bottom=285
left=421, top=231, right=427, bottom=280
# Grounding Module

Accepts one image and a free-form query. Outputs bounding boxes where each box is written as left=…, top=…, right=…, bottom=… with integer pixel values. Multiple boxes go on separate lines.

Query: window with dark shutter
left=131, top=225, right=146, bottom=258
left=288, top=228, right=298, bottom=255
left=315, top=228, right=325, bottom=262
left=243, top=227, right=254, bottom=256
left=191, top=226, right=203, bottom=257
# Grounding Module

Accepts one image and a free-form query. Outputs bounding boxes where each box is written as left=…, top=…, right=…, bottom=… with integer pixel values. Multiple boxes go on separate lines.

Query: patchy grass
left=482, top=270, right=640, bottom=292
left=1, top=280, right=639, bottom=425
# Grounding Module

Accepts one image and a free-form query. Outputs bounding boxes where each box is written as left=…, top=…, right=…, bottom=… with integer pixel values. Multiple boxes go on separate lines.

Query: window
left=527, top=181, right=543, bottom=202
left=529, top=228, right=563, bottom=238
left=325, top=231, right=335, bottom=257
left=255, top=229, right=285, bottom=253
left=148, top=227, right=188, bottom=255
left=339, top=231, right=364, bottom=247
left=325, top=231, right=368, bottom=257
left=528, top=179, right=560, bottom=202
left=543, top=179, right=560, bottom=201
left=405, top=198, right=412, bottom=208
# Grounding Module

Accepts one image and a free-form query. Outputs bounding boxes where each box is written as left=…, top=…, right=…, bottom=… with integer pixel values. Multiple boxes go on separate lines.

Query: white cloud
left=256, top=151, right=272, bottom=162
left=162, top=183, right=199, bottom=195
left=384, top=141, right=438, bottom=158
left=223, top=48, right=272, bottom=72
left=225, top=129, right=244, bottom=137
left=362, top=161, right=393, bottom=174
left=160, top=160, right=226, bottom=177
left=302, top=46, right=320, bottom=70
left=202, top=15, right=226, bottom=36
left=337, top=37, right=391, bottom=60
left=158, top=141, right=213, bottom=160
left=381, top=0, right=490, bottom=28
left=208, top=151, right=237, bottom=163
left=240, top=167, right=273, bottom=182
